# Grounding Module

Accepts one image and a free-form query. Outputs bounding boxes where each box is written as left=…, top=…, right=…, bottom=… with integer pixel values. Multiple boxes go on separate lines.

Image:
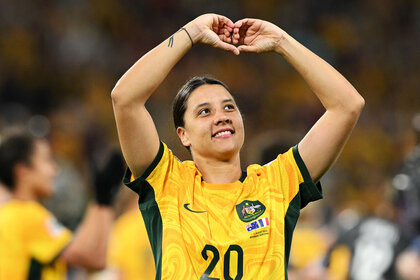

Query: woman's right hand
left=185, top=14, right=239, bottom=55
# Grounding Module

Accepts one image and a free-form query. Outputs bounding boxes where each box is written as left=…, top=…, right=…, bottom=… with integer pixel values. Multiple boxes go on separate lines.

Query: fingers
left=195, top=14, right=272, bottom=55
left=216, top=41, right=240, bottom=55
left=237, top=45, right=258, bottom=53
left=206, top=14, right=234, bottom=44
left=216, top=15, right=234, bottom=40
left=232, top=18, right=256, bottom=45
left=220, top=24, right=232, bottom=43
left=217, top=14, right=235, bottom=29
left=212, top=15, right=234, bottom=38
left=219, top=33, right=232, bottom=44
left=231, top=32, right=240, bottom=45
left=234, top=18, right=256, bottom=29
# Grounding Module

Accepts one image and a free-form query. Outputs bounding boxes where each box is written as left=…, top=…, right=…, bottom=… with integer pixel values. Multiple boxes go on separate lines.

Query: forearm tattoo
left=167, top=28, right=193, bottom=48
left=168, top=36, right=174, bottom=47
left=167, top=29, right=182, bottom=48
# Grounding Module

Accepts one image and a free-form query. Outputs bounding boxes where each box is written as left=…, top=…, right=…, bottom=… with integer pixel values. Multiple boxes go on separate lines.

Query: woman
left=112, top=14, right=364, bottom=280
left=0, top=131, right=123, bottom=279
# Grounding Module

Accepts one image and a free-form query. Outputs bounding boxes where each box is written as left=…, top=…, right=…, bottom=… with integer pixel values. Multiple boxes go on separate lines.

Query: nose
left=214, top=111, right=231, bottom=125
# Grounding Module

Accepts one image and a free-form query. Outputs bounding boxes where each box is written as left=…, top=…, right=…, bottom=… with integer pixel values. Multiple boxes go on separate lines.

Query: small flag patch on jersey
left=245, top=217, right=270, bottom=232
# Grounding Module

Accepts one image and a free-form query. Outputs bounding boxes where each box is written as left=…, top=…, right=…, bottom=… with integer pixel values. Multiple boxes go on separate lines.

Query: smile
left=213, top=129, right=235, bottom=138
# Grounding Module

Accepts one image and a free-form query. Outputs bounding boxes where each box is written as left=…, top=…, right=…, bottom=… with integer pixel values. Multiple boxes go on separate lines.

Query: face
left=24, top=140, right=58, bottom=199
left=177, top=84, right=245, bottom=161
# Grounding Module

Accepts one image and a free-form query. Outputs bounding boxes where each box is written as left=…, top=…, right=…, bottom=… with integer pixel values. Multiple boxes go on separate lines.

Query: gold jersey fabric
left=107, top=209, right=156, bottom=279
left=289, top=227, right=328, bottom=269
left=123, top=142, right=322, bottom=280
left=0, top=200, right=72, bottom=280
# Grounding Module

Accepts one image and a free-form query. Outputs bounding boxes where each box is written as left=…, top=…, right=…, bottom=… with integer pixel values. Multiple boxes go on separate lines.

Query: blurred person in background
left=393, top=113, right=420, bottom=280
left=112, top=13, right=364, bottom=279
left=287, top=204, right=331, bottom=280
left=92, top=187, right=155, bottom=280
left=396, top=237, right=420, bottom=280
left=323, top=197, right=408, bottom=280
left=319, top=113, right=420, bottom=280
left=0, top=130, right=124, bottom=280
left=393, top=113, right=420, bottom=240
left=0, top=183, right=11, bottom=203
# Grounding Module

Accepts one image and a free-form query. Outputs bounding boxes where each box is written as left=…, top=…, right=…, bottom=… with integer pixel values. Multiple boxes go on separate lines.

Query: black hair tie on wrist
left=181, top=27, right=194, bottom=47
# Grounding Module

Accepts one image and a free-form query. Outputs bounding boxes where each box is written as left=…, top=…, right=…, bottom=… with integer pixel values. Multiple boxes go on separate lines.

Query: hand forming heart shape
left=184, top=14, right=287, bottom=55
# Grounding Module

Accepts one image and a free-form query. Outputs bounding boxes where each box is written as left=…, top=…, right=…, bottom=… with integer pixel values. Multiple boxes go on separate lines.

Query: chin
left=214, top=146, right=240, bottom=160
left=39, top=187, right=54, bottom=199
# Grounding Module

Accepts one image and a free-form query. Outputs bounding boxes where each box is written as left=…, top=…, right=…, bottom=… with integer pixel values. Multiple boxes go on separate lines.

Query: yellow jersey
left=0, top=200, right=72, bottom=280
left=289, top=227, right=328, bottom=271
left=107, top=209, right=155, bottom=279
left=123, top=142, right=322, bottom=280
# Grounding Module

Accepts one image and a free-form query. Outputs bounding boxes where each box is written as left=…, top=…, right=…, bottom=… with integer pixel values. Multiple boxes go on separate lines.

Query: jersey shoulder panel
left=22, top=201, right=72, bottom=264
left=261, top=145, right=323, bottom=208
left=0, top=199, right=72, bottom=280
left=124, top=141, right=196, bottom=201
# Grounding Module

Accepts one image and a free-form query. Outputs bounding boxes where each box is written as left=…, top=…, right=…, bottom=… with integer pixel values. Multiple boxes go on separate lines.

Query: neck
left=194, top=153, right=242, bottom=184
left=13, top=182, right=36, bottom=201
left=0, top=187, right=12, bottom=204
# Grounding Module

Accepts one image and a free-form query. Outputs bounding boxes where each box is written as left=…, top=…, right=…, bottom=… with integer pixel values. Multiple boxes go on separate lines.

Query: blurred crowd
left=0, top=0, right=419, bottom=279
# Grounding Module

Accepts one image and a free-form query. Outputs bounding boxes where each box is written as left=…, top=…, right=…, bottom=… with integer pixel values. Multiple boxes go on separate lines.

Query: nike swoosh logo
left=184, top=203, right=206, bottom=213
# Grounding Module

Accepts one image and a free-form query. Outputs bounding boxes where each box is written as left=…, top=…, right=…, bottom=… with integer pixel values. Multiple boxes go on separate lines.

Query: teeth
left=214, top=131, right=232, bottom=137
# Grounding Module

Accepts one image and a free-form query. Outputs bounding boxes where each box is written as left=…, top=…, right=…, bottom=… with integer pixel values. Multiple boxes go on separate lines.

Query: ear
left=176, top=127, right=191, bottom=148
left=14, top=163, right=30, bottom=185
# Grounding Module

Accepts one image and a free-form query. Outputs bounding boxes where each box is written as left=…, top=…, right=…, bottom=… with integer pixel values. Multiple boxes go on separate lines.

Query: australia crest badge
left=236, top=200, right=266, bottom=222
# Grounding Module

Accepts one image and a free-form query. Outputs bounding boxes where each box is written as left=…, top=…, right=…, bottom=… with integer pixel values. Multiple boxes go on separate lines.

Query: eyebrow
left=194, top=102, right=210, bottom=112
left=193, top=99, right=235, bottom=112
left=222, top=98, right=234, bottom=103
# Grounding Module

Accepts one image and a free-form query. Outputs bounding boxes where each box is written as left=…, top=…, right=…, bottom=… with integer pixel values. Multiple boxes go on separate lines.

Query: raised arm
left=112, top=14, right=238, bottom=177
left=60, top=150, right=125, bottom=269
left=233, top=19, right=365, bottom=182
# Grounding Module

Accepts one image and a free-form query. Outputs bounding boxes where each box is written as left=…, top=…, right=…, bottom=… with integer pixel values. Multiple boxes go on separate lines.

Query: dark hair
left=172, top=76, right=231, bottom=129
left=0, top=132, right=36, bottom=190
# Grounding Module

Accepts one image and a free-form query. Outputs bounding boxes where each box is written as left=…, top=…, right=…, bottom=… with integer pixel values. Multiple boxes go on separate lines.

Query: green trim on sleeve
left=292, top=145, right=312, bottom=183
left=142, top=141, right=165, bottom=180
left=284, top=193, right=301, bottom=280
left=122, top=142, right=164, bottom=279
left=28, top=258, right=42, bottom=280
left=123, top=172, right=163, bottom=279
left=123, top=141, right=164, bottom=194
left=292, top=145, right=323, bottom=208
left=284, top=145, right=324, bottom=278
left=139, top=180, right=163, bottom=280
left=123, top=167, right=163, bottom=280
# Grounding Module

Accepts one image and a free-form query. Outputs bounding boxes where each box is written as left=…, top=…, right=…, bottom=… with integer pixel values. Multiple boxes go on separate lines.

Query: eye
left=199, top=108, right=210, bottom=115
left=224, top=104, right=235, bottom=110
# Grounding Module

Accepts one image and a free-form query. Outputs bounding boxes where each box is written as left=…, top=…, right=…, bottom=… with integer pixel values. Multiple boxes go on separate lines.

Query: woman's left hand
left=185, top=14, right=239, bottom=55
left=232, top=18, right=287, bottom=54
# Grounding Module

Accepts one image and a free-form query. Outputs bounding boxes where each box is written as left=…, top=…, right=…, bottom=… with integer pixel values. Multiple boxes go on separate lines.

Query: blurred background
left=0, top=0, right=419, bottom=279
